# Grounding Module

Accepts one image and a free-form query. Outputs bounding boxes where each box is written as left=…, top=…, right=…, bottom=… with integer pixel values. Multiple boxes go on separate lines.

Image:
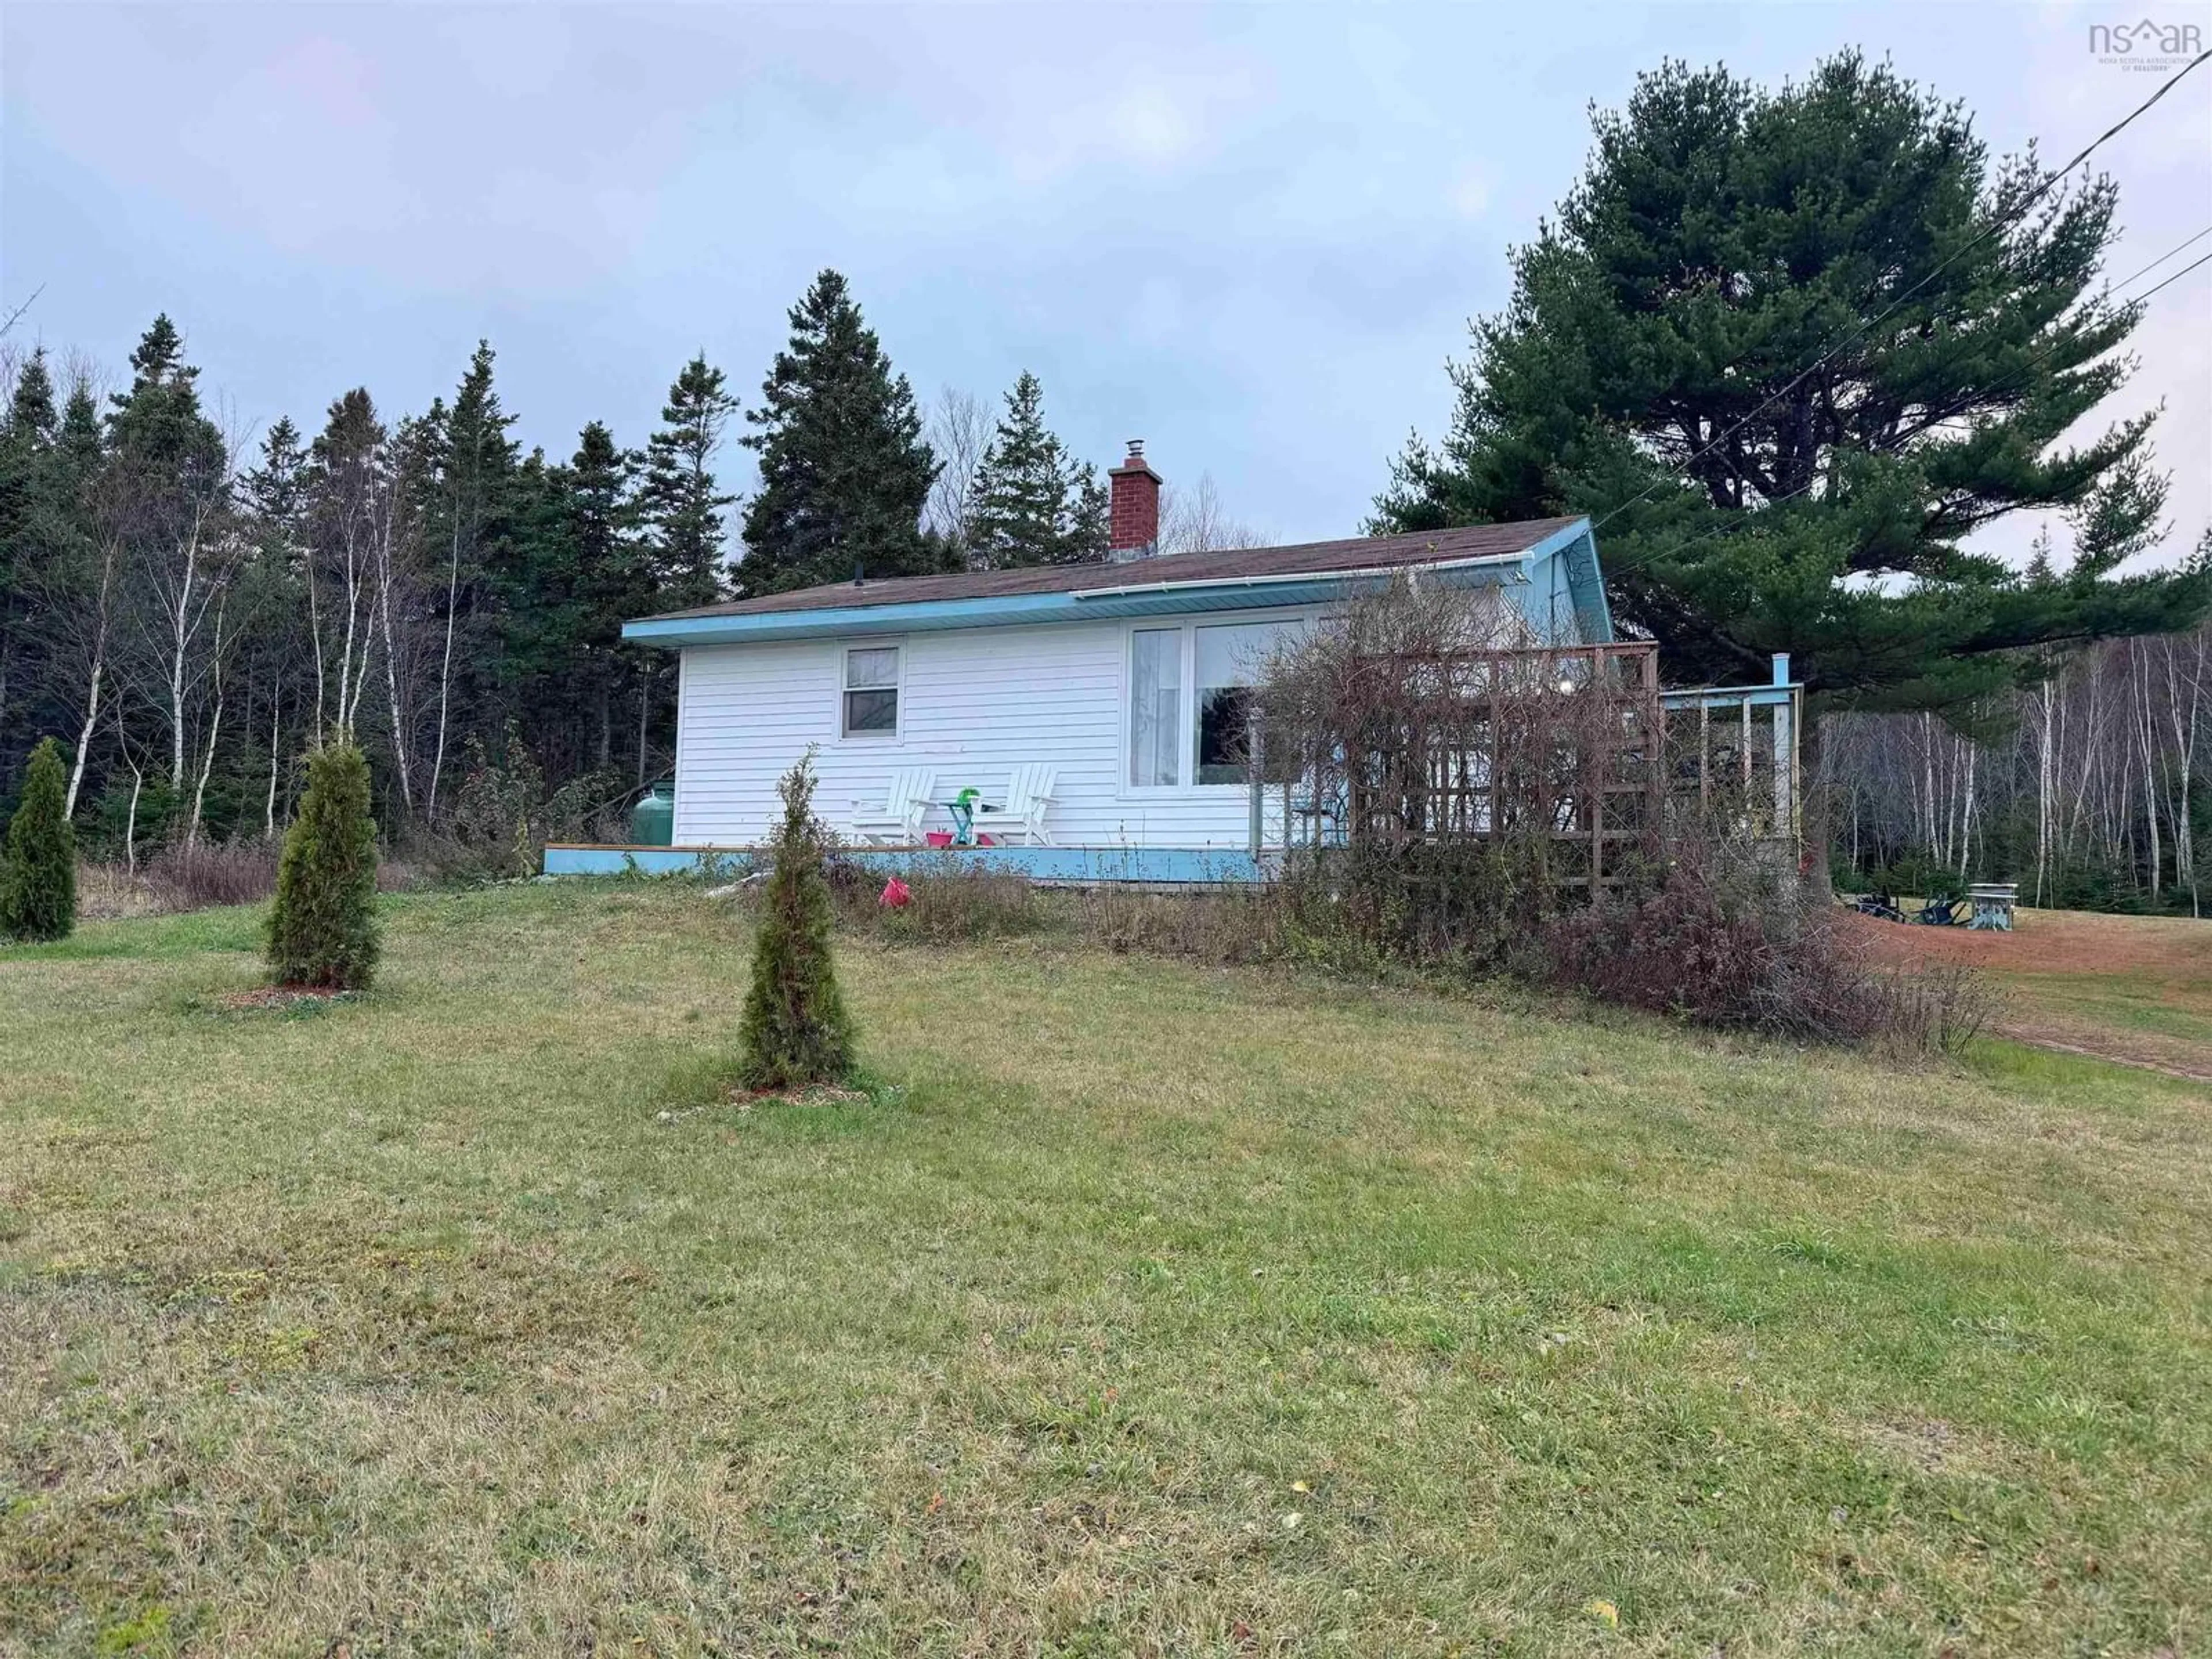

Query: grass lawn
left=1849, top=906, right=2212, bottom=1084
left=2, top=881, right=2207, bottom=1656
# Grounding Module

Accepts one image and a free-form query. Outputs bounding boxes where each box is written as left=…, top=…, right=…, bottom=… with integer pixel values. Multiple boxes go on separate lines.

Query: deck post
left=1772, top=696, right=1794, bottom=840
left=1247, top=708, right=1264, bottom=859
left=1740, top=697, right=1753, bottom=794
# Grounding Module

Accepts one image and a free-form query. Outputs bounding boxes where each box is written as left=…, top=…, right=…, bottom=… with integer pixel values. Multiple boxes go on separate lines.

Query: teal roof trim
left=1517, top=518, right=1611, bottom=643
left=621, top=559, right=1535, bottom=646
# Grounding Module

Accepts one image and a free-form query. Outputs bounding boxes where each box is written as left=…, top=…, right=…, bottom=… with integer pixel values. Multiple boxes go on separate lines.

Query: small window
left=842, top=645, right=900, bottom=737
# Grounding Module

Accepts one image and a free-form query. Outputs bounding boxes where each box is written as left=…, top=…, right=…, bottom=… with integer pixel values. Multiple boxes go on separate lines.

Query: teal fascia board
left=622, top=563, right=1524, bottom=647
left=1515, top=517, right=1610, bottom=643
left=1659, top=683, right=1798, bottom=709
left=623, top=589, right=1076, bottom=646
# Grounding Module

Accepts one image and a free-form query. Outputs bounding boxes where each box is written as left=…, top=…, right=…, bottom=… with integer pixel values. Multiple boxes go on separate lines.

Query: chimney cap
left=1111, top=438, right=1160, bottom=479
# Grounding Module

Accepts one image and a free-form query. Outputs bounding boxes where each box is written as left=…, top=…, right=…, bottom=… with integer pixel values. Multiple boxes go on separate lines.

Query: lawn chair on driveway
left=975, top=765, right=1056, bottom=846
left=850, top=768, right=935, bottom=845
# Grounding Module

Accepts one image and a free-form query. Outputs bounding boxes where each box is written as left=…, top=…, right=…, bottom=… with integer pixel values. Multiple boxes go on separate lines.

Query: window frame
left=837, top=639, right=904, bottom=741
left=1118, top=610, right=1313, bottom=796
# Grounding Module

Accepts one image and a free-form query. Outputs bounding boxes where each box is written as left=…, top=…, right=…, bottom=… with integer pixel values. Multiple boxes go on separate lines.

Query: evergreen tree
left=108, top=313, right=226, bottom=488
left=6, top=348, right=58, bottom=444
left=966, top=371, right=1109, bottom=568
left=497, top=423, right=651, bottom=774
left=1, top=737, right=75, bottom=941
left=641, top=354, right=740, bottom=611
left=1066, top=469, right=1109, bottom=565
left=243, top=416, right=310, bottom=531
left=53, top=382, right=101, bottom=493
left=106, top=314, right=236, bottom=791
left=1370, top=53, right=2210, bottom=877
left=418, top=343, right=520, bottom=817
left=738, top=750, right=853, bottom=1091
left=0, top=350, right=61, bottom=767
left=738, top=270, right=944, bottom=593
left=267, top=740, right=380, bottom=990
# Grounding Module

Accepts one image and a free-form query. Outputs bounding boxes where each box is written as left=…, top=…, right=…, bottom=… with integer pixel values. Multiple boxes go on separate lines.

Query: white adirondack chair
left=976, top=764, right=1056, bottom=846
left=850, top=768, right=935, bottom=845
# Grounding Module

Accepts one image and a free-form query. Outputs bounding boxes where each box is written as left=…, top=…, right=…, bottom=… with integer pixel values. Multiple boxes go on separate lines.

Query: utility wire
left=2128, top=245, right=2212, bottom=304
left=2108, top=224, right=2211, bottom=290
left=1581, top=48, right=2212, bottom=542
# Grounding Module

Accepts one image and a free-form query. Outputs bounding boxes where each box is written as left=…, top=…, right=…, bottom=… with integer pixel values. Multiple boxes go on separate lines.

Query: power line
left=2128, top=246, right=2212, bottom=305
left=2108, top=224, right=2211, bottom=290
left=1582, top=48, right=2212, bottom=541
left=1603, top=222, right=2212, bottom=582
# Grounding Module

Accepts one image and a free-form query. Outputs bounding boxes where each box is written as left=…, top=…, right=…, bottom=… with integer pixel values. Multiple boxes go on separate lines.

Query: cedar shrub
left=267, top=740, right=380, bottom=989
left=1, top=737, right=76, bottom=942
left=740, top=751, right=854, bottom=1090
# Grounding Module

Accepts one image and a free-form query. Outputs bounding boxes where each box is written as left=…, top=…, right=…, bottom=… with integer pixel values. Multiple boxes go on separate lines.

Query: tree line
left=0, top=268, right=1251, bottom=851
left=1825, top=609, right=2211, bottom=915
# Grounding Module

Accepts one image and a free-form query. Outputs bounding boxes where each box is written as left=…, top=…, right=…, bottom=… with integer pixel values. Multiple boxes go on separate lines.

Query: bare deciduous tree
left=923, top=385, right=990, bottom=559
left=1157, top=472, right=1268, bottom=556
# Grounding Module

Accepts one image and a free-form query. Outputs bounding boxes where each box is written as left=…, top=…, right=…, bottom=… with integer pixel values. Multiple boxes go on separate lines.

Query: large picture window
left=842, top=645, right=900, bottom=737
left=1127, top=618, right=1302, bottom=788
left=1128, top=628, right=1181, bottom=787
left=1194, top=620, right=1296, bottom=784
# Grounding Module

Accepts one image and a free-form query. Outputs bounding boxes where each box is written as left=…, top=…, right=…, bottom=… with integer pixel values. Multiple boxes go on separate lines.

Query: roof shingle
left=641, top=517, right=1585, bottom=622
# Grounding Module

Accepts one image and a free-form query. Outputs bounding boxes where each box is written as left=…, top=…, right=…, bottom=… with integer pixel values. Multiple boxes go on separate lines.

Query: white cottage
left=570, top=446, right=1613, bottom=882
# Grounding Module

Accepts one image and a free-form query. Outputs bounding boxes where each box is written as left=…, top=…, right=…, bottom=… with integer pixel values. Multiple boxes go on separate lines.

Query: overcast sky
left=4, top=2, right=2208, bottom=570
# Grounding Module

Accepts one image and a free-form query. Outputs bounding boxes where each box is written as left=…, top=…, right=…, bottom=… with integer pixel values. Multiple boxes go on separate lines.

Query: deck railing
left=1247, top=644, right=1802, bottom=887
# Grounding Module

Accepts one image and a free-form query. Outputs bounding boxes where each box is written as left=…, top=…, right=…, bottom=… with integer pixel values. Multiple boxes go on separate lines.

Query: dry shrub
left=830, top=855, right=1054, bottom=943
left=1868, top=961, right=2001, bottom=1059
left=77, top=843, right=418, bottom=921
left=1540, top=834, right=1997, bottom=1053
left=427, top=726, right=633, bottom=879
left=816, top=858, right=1289, bottom=963
left=1077, top=881, right=1287, bottom=964
left=74, top=861, right=166, bottom=922
left=143, top=840, right=281, bottom=910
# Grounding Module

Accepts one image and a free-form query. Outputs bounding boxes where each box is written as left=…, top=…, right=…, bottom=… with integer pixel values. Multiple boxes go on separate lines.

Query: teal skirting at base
left=541, top=843, right=1277, bottom=885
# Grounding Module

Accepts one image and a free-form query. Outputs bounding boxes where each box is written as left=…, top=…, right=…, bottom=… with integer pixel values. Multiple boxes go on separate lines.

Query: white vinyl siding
left=665, top=540, right=1604, bottom=851
left=671, top=615, right=1296, bottom=849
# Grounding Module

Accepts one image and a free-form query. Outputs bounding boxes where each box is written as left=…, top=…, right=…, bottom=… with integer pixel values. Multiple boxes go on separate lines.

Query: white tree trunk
left=266, top=681, right=281, bottom=838
left=428, top=517, right=462, bottom=819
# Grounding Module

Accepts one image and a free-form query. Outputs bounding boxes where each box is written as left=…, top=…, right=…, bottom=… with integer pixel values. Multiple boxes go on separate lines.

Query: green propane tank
left=629, top=781, right=675, bottom=847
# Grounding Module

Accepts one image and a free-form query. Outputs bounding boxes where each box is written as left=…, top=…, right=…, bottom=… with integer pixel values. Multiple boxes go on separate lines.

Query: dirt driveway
left=1842, top=906, right=2212, bottom=1084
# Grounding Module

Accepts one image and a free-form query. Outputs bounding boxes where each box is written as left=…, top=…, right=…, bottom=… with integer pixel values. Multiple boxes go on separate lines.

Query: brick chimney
left=1108, top=440, right=1161, bottom=560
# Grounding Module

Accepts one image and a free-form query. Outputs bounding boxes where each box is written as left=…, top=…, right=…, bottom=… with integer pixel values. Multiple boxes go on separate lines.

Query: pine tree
left=738, top=270, right=944, bottom=593
left=1369, top=52, right=2211, bottom=881
left=267, top=740, right=380, bottom=989
left=964, top=372, right=1108, bottom=569
left=738, top=750, right=853, bottom=1091
left=1, top=737, right=75, bottom=942
left=967, top=372, right=1060, bottom=567
left=641, top=354, right=739, bottom=611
